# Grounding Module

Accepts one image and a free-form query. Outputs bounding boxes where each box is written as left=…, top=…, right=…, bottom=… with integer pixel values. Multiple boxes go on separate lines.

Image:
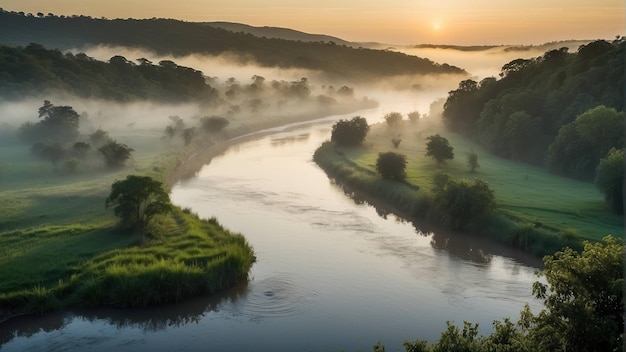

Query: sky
left=1, top=1, right=624, bottom=45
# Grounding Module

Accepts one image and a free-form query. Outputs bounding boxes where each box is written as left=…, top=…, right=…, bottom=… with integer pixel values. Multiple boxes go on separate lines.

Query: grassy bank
left=313, top=120, right=623, bottom=256
left=0, top=101, right=372, bottom=318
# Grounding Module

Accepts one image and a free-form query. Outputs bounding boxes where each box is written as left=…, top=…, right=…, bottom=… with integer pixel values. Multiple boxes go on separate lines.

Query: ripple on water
left=220, top=274, right=318, bottom=322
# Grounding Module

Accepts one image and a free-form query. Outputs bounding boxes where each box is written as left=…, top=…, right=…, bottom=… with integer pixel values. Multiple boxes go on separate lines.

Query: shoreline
left=0, top=101, right=376, bottom=325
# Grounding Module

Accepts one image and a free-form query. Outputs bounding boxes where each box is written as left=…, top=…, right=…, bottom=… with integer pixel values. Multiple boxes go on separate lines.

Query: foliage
left=89, top=129, right=111, bottom=148
left=200, top=116, right=230, bottom=133
left=98, top=140, right=134, bottom=169
left=105, top=175, right=172, bottom=230
left=0, top=43, right=218, bottom=102
left=442, top=39, right=625, bottom=177
left=547, top=105, right=623, bottom=179
left=391, top=137, right=402, bottom=148
left=384, top=112, right=403, bottom=127
left=595, top=148, right=624, bottom=214
left=30, top=140, right=66, bottom=167
left=181, top=127, right=196, bottom=146
left=467, top=149, right=479, bottom=172
left=431, top=175, right=496, bottom=230
left=376, top=152, right=407, bottom=181
left=425, top=134, right=454, bottom=166
left=331, top=116, right=370, bottom=146
left=529, top=236, right=624, bottom=351
left=19, top=100, right=80, bottom=143
left=407, top=111, right=421, bottom=123
left=376, top=236, right=623, bottom=352
left=0, top=10, right=465, bottom=86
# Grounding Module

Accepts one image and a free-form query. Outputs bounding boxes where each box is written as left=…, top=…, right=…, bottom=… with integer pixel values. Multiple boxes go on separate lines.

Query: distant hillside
left=0, top=10, right=465, bottom=81
left=205, top=22, right=351, bottom=45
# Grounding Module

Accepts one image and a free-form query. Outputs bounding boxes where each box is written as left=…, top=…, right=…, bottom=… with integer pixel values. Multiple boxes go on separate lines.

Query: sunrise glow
left=0, top=1, right=624, bottom=45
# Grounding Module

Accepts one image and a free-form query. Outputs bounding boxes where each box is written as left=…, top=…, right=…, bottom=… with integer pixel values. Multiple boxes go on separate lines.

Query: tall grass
left=0, top=209, right=254, bottom=312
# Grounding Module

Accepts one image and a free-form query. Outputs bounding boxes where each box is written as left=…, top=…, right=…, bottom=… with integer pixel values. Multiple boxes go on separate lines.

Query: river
left=0, top=94, right=544, bottom=352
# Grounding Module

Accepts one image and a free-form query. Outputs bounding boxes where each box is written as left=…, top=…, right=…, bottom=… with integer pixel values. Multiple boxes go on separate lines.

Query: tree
left=529, top=236, right=623, bottom=352
left=105, top=175, right=172, bottom=230
left=98, top=140, right=134, bottom=168
left=181, top=127, right=196, bottom=146
left=432, top=176, right=496, bottom=230
left=376, top=152, right=407, bottom=181
left=595, top=148, right=624, bottom=214
left=330, top=116, right=370, bottom=146
left=425, top=134, right=454, bottom=166
left=37, top=100, right=80, bottom=141
left=31, top=141, right=66, bottom=168
left=467, top=150, right=479, bottom=172
left=89, top=129, right=111, bottom=148
left=200, top=116, right=229, bottom=133
left=407, top=111, right=420, bottom=123
left=547, top=105, right=623, bottom=179
left=384, top=112, right=403, bottom=127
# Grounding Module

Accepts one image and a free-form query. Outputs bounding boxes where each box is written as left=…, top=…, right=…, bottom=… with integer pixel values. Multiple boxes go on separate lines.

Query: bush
left=432, top=175, right=496, bottom=230
left=376, top=152, right=407, bottom=181
left=384, top=112, right=403, bottom=127
left=98, top=140, right=134, bottom=169
left=330, top=116, right=370, bottom=146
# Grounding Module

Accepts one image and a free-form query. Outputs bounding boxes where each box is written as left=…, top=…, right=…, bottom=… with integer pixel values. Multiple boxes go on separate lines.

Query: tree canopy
left=376, top=152, right=407, bottom=181
left=105, top=175, right=172, bottom=230
left=595, top=148, right=624, bottom=214
left=331, top=116, right=370, bottom=146
left=425, top=134, right=454, bottom=166
left=442, top=39, right=625, bottom=176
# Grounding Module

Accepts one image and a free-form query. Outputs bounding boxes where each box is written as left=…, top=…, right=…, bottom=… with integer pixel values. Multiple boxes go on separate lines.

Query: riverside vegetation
left=313, top=41, right=624, bottom=351
left=314, top=40, right=624, bottom=257
left=0, top=40, right=377, bottom=317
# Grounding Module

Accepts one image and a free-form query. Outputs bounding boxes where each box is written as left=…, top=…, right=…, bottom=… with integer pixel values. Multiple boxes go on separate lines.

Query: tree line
left=0, top=44, right=217, bottom=102
left=0, top=9, right=465, bottom=81
left=442, top=39, right=624, bottom=179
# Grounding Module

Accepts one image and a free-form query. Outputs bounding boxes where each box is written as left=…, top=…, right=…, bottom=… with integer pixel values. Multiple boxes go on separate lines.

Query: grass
left=0, top=99, right=375, bottom=316
left=314, top=119, right=623, bottom=254
left=0, top=130, right=254, bottom=314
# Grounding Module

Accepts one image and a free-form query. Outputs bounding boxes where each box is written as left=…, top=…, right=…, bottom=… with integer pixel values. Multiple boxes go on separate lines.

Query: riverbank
left=313, top=121, right=624, bottom=257
left=0, top=100, right=375, bottom=320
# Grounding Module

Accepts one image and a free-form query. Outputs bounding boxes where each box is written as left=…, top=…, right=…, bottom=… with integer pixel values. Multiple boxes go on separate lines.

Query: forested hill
left=0, top=10, right=465, bottom=80
left=205, top=22, right=351, bottom=46
left=442, top=39, right=624, bottom=181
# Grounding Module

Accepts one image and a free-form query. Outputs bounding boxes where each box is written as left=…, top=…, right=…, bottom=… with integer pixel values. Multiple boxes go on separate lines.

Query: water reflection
left=331, top=175, right=542, bottom=268
left=0, top=280, right=249, bottom=346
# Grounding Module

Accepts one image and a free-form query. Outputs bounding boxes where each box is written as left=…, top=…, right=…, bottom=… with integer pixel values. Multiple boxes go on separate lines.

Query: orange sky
left=2, top=1, right=624, bottom=45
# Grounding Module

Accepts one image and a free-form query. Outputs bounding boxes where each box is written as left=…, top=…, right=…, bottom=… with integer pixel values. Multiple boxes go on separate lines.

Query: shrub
left=432, top=176, right=496, bottom=230
left=376, top=152, right=407, bottom=181
left=330, top=116, right=370, bottom=146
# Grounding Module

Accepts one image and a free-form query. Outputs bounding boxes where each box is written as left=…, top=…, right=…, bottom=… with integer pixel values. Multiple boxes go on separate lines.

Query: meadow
left=0, top=122, right=249, bottom=317
left=314, top=117, right=623, bottom=255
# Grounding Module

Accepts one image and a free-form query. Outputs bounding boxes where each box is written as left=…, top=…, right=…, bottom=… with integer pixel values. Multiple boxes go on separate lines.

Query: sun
left=433, top=22, right=442, bottom=31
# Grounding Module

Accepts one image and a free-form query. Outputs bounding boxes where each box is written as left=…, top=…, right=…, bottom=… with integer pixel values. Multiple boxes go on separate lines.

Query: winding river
left=0, top=95, right=544, bottom=352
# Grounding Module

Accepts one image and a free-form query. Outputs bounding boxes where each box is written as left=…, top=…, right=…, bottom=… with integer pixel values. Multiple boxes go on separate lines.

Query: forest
left=0, top=9, right=465, bottom=81
left=442, top=39, right=624, bottom=182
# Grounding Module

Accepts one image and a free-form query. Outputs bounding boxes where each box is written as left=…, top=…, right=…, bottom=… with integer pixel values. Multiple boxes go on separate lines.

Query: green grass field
left=0, top=126, right=245, bottom=315
left=338, top=119, right=623, bottom=242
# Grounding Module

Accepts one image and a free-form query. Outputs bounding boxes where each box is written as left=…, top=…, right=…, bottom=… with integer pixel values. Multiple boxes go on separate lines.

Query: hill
left=205, top=22, right=351, bottom=45
left=0, top=10, right=465, bottom=81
